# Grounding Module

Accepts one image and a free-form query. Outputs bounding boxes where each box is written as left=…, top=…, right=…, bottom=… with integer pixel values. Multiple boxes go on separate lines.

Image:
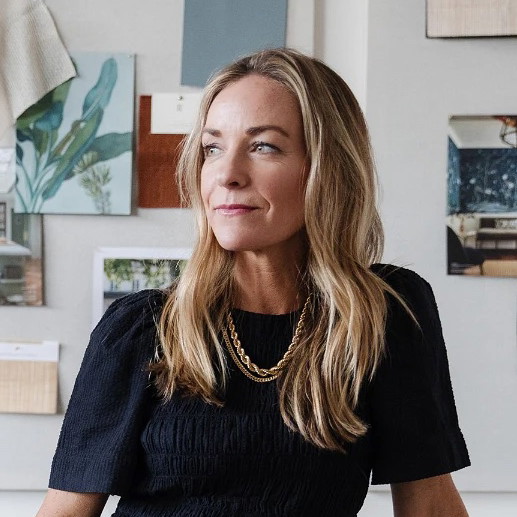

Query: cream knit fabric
left=0, top=0, right=76, bottom=139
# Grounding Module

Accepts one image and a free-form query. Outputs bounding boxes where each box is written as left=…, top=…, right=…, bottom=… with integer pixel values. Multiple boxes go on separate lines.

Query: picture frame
left=15, top=52, right=135, bottom=215
left=447, top=115, right=517, bottom=277
left=92, top=246, right=192, bottom=327
left=0, top=191, right=44, bottom=306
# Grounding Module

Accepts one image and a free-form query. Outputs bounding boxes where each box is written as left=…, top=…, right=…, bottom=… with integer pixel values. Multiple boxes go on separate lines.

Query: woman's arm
left=36, top=489, right=108, bottom=517
left=391, top=473, right=468, bottom=517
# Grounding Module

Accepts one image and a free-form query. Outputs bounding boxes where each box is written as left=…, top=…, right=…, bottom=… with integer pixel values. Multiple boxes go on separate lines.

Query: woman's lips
left=215, top=204, right=258, bottom=215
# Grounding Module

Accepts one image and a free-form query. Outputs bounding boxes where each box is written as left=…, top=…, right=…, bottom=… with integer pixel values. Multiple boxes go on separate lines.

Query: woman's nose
left=215, top=148, right=249, bottom=188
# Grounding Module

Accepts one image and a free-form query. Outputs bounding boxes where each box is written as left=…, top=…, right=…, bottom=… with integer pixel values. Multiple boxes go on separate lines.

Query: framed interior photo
left=0, top=190, right=43, bottom=306
left=92, top=246, right=192, bottom=327
left=447, top=115, right=517, bottom=277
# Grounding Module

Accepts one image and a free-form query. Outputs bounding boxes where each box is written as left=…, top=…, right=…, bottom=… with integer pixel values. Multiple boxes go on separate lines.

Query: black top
left=49, top=265, right=470, bottom=517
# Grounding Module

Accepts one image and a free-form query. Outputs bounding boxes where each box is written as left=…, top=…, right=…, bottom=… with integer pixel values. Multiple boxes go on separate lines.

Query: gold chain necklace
left=222, top=296, right=311, bottom=383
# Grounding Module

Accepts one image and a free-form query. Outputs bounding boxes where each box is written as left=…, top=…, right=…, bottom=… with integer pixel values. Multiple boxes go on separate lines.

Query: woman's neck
left=232, top=249, right=307, bottom=314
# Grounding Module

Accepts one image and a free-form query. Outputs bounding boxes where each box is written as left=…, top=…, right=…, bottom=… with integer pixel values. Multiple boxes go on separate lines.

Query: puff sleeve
left=48, top=289, right=164, bottom=495
left=368, top=266, right=470, bottom=485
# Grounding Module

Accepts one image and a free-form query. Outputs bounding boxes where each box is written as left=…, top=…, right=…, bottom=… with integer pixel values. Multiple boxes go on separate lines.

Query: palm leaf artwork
left=15, top=55, right=133, bottom=214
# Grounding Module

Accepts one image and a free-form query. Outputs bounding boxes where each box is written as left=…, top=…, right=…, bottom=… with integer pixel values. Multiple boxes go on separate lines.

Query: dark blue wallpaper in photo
left=447, top=139, right=517, bottom=213
left=447, top=138, right=460, bottom=214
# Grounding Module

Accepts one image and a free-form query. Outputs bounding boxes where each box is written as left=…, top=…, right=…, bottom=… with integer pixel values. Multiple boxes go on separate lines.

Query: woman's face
left=200, top=74, right=308, bottom=255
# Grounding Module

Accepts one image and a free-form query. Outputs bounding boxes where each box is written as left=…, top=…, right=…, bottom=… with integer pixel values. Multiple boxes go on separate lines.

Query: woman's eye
left=202, top=144, right=220, bottom=157
left=253, top=142, right=278, bottom=153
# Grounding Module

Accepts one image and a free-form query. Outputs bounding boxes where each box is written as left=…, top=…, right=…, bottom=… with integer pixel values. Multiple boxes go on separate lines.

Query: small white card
left=0, top=147, right=15, bottom=193
left=151, top=92, right=202, bottom=134
left=0, top=341, right=59, bottom=362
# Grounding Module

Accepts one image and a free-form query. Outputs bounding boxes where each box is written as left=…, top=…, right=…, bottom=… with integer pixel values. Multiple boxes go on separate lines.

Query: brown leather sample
left=137, top=95, right=185, bottom=208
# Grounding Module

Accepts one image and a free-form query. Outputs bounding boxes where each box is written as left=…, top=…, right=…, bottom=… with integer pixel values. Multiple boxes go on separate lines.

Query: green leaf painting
left=15, top=53, right=134, bottom=215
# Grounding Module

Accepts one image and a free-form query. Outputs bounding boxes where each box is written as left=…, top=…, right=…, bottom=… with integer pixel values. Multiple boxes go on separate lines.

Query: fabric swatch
left=0, top=0, right=76, bottom=140
left=137, top=96, right=184, bottom=208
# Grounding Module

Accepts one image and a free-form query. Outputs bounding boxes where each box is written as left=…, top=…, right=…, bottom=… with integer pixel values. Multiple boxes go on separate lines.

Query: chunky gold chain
left=222, top=296, right=310, bottom=383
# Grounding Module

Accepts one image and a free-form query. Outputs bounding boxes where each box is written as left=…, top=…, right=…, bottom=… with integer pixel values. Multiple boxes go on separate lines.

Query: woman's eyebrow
left=201, top=126, right=290, bottom=138
left=246, top=125, right=290, bottom=137
left=202, top=128, right=221, bottom=137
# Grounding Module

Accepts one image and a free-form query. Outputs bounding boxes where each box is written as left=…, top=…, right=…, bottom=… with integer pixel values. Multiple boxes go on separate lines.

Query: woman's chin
left=216, top=240, right=258, bottom=253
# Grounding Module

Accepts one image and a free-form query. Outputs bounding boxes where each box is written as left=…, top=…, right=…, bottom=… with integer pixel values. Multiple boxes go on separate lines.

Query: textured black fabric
left=48, top=265, right=470, bottom=516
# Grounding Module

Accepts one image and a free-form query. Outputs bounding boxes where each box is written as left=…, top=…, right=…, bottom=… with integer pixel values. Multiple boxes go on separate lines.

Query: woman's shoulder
left=370, top=262, right=430, bottom=287
left=370, top=263, right=435, bottom=304
left=91, top=289, right=167, bottom=354
left=367, top=265, right=470, bottom=484
left=50, top=290, right=168, bottom=494
left=369, top=263, right=441, bottom=332
left=99, top=288, right=166, bottom=321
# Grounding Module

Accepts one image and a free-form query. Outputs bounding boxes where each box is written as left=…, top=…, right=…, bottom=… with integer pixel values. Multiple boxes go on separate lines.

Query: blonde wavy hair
left=155, top=48, right=406, bottom=452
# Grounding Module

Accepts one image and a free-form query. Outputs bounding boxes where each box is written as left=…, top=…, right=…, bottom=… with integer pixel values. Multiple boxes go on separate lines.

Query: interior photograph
left=447, top=115, right=517, bottom=277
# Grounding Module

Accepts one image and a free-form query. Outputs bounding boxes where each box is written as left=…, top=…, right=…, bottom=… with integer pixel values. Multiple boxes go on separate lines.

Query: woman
left=37, top=48, right=470, bottom=517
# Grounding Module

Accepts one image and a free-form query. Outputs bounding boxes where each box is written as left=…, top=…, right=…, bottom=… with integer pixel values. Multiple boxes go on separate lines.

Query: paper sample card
left=0, top=340, right=59, bottom=414
left=150, top=92, right=202, bottom=135
left=137, top=96, right=185, bottom=208
left=181, top=0, right=287, bottom=87
left=15, top=52, right=135, bottom=215
left=427, top=0, right=517, bottom=37
left=0, top=148, right=15, bottom=194
left=0, top=128, right=16, bottom=194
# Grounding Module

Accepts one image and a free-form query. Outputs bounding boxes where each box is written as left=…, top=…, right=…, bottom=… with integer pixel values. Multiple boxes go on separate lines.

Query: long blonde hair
left=155, top=48, right=403, bottom=451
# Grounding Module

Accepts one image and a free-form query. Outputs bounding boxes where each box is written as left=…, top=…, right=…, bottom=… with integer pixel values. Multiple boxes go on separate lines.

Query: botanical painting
left=15, top=53, right=134, bottom=215
left=447, top=115, right=517, bottom=277
left=91, top=247, right=192, bottom=326
left=0, top=190, right=43, bottom=306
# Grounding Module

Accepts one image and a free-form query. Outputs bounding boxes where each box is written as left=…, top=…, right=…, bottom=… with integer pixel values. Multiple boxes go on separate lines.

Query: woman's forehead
left=204, top=75, right=302, bottom=134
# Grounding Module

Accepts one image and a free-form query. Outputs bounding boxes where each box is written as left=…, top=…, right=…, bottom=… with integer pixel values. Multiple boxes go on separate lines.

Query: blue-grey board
left=181, top=0, right=287, bottom=87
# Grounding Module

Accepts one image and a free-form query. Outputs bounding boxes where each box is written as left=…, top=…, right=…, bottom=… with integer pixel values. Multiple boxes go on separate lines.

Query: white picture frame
left=92, top=246, right=192, bottom=328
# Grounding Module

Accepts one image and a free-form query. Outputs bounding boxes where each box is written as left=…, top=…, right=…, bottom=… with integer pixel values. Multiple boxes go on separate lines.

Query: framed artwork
left=427, top=0, right=517, bottom=38
left=0, top=191, right=43, bottom=306
left=447, top=115, right=517, bottom=277
left=92, top=247, right=192, bottom=326
left=15, top=52, right=134, bottom=215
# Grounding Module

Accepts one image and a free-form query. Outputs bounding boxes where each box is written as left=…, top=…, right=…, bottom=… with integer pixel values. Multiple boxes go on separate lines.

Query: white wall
left=2, top=0, right=517, bottom=515
left=362, top=0, right=517, bottom=513
left=315, top=0, right=368, bottom=108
